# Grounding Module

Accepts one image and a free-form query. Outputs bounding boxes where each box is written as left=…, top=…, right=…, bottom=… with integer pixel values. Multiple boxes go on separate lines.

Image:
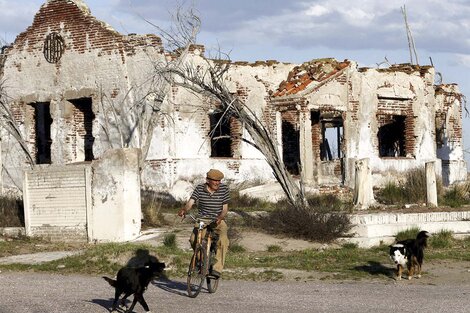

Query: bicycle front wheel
left=207, top=276, right=219, bottom=293
left=206, top=249, right=219, bottom=293
left=187, top=245, right=206, bottom=298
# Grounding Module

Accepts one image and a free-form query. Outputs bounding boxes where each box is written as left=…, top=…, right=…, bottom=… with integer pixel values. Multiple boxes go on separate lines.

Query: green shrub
left=230, top=191, right=272, bottom=211
left=259, top=198, right=353, bottom=243
left=229, top=243, right=246, bottom=253
left=395, top=227, right=421, bottom=242
left=266, top=245, right=282, bottom=252
left=429, top=230, right=454, bottom=248
left=376, top=168, right=444, bottom=206
left=440, top=184, right=470, bottom=208
left=163, top=233, right=177, bottom=249
left=341, top=242, right=358, bottom=249
left=306, top=194, right=354, bottom=213
left=403, top=168, right=427, bottom=203
left=375, top=182, right=406, bottom=205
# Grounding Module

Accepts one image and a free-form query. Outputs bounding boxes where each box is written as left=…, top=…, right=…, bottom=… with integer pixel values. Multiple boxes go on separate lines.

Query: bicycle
left=185, top=213, right=220, bottom=298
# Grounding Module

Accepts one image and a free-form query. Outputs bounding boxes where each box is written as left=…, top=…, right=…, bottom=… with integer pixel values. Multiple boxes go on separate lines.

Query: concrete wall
left=23, top=165, right=90, bottom=242
left=89, top=148, right=141, bottom=242
left=22, top=148, right=141, bottom=242
left=345, top=210, right=470, bottom=247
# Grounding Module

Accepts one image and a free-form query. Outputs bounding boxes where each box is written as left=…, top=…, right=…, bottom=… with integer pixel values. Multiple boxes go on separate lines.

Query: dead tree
left=149, top=4, right=307, bottom=208
left=401, top=5, right=419, bottom=65
left=96, top=76, right=169, bottom=167
left=0, top=80, right=35, bottom=168
left=95, top=4, right=201, bottom=169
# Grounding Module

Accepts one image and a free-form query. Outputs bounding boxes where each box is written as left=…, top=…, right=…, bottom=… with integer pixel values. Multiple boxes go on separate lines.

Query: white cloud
left=337, top=7, right=375, bottom=27
left=305, top=4, right=330, bottom=17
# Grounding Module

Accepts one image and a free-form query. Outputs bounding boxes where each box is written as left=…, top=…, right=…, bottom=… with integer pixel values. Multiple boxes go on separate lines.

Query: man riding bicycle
left=178, top=169, right=230, bottom=279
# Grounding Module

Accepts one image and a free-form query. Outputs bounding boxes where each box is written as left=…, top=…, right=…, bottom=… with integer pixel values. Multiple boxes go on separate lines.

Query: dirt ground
left=138, top=216, right=470, bottom=284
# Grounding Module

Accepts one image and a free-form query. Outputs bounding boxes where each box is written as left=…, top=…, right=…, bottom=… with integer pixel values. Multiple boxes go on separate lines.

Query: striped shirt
left=190, top=183, right=230, bottom=219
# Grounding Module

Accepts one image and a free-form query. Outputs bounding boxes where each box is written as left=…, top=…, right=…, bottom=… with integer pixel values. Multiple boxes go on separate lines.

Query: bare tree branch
left=0, top=80, right=35, bottom=169
left=401, top=5, right=419, bottom=65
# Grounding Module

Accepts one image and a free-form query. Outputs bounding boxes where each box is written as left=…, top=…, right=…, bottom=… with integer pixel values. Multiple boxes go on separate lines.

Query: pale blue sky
left=1, top=0, right=469, bottom=165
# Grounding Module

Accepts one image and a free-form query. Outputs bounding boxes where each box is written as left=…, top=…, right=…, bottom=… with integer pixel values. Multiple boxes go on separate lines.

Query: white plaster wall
left=141, top=158, right=275, bottom=190
left=90, top=148, right=141, bottom=242
left=307, top=79, right=348, bottom=111
left=344, top=67, right=444, bottom=187
left=142, top=55, right=295, bottom=188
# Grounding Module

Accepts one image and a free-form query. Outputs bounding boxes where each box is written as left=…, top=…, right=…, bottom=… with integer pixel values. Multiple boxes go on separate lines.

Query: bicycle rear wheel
left=187, top=245, right=205, bottom=298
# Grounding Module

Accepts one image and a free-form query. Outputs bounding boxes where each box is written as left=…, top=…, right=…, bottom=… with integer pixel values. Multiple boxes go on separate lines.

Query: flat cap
left=206, top=169, right=224, bottom=181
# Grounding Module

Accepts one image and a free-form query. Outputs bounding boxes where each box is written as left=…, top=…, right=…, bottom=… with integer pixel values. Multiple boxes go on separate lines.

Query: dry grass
left=0, top=195, right=24, bottom=227
left=236, top=194, right=353, bottom=243
left=141, top=189, right=185, bottom=228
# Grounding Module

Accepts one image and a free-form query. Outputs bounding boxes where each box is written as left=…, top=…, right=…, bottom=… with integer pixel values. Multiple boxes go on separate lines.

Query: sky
left=1, top=0, right=469, bottom=165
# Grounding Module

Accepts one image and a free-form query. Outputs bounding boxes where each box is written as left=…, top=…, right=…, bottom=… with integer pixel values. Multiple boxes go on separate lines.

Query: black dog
left=103, top=257, right=165, bottom=312
left=389, top=230, right=430, bottom=280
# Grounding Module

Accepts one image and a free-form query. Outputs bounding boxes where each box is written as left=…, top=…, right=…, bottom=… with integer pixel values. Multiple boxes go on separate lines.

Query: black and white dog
left=103, top=255, right=165, bottom=312
left=389, top=230, right=430, bottom=280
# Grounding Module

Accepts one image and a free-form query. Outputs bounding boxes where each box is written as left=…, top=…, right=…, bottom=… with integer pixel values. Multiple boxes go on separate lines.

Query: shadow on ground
left=90, top=298, right=117, bottom=312
left=153, top=278, right=192, bottom=297
left=353, top=261, right=394, bottom=278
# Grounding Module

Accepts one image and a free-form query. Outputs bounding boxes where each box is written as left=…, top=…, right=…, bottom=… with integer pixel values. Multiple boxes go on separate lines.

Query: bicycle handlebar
left=185, top=213, right=217, bottom=229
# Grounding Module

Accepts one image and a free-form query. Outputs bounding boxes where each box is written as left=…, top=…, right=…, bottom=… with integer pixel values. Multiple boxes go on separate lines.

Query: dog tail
left=102, top=276, right=117, bottom=287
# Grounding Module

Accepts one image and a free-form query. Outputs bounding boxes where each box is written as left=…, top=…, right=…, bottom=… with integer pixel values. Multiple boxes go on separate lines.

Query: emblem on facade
left=43, top=32, right=65, bottom=63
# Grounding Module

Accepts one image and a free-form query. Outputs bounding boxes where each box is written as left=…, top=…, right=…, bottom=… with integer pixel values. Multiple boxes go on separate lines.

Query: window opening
left=209, top=112, right=233, bottom=157
left=377, top=115, right=406, bottom=157
left=68, top=98, right=95, bottom=161
left=282, top=120, right=300, bottom=175
left=43, top=32, right=65, bottom=63
left=29, top=102, right=52, bottom=164
left=321, top=119, right=343, bottom=161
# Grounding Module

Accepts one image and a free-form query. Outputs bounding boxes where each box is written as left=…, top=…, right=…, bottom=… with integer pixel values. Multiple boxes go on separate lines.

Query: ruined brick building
left=0, top=0, right=466, bottom=193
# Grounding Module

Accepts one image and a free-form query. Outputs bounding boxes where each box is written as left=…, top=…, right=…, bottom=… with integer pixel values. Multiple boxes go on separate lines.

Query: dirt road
left=0, top=271, right=469, bottom=313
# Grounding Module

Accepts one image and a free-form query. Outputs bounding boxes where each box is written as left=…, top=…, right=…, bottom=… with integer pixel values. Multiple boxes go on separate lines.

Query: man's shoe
left=210, top=270, right=221, bottom=279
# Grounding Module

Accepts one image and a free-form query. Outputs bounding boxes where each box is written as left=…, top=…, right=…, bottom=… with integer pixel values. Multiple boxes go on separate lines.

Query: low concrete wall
left=345, top=210, right=470, bottom=247
left=89, top=148, right=142, bottom=242
left=22, top=148, right=142, bottom=243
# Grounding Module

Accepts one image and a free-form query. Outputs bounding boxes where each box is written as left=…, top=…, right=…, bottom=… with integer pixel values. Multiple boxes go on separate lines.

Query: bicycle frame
left=186, top=213, right=219, bottom=298
left=190, top=214, right=216, bottom=275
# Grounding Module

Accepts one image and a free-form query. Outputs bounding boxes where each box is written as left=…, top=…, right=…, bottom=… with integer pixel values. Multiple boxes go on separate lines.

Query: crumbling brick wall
left=12, top=0, right=161, bottom=61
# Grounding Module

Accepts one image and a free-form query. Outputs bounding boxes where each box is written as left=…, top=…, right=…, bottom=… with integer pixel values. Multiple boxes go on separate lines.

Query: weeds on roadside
left=229, top=191, right=273, bottom=212
left=163, top=233, right=178, bottom=249
left=2, top=236, right=470, bottom=281
left=375, top=167, right=452, bottom=206
left=394, top=228, right=457, bottom=250
left=403, top=168, right=429, bottom=203
left=375, top=182, right=405, bottom=205
left=256, top=195, right=353, bottom=243
left=394, top=227, right=421, bottom=242
left=440, top=183, right=470, bottom=208
left=429, top=230, right=454, bottom=248
left=266, top=245, right=282, bottom=252
left=342, top=243, right=358, bottom=250
left=229, top=243, right=246, bottom=253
